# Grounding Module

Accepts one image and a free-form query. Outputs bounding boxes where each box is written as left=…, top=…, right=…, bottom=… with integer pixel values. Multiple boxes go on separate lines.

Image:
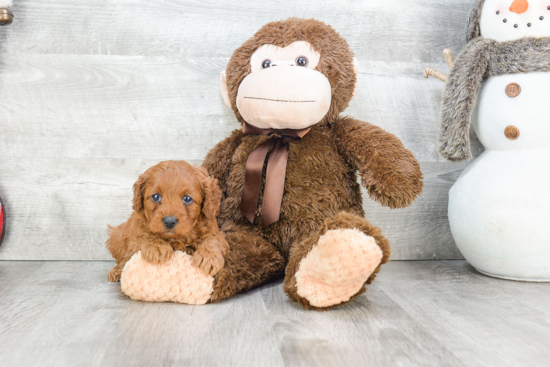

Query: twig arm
left=443, top=49, right=454, bottom=69
left=423, top=49, right=455, bottom=83
left=424, top=67, right=448, bottom=82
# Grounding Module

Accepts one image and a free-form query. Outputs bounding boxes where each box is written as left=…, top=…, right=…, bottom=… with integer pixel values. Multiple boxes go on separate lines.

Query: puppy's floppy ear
left=194, top=166, right=222, bottom=220
left=132, top=171, right=149, bottom=212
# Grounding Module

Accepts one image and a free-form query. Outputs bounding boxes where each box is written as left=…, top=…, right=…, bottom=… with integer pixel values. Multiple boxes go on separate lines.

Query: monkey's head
left=220, top=18, right=358, bottom=130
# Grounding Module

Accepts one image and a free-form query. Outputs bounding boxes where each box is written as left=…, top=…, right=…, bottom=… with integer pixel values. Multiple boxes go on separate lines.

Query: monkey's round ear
left=352, top=57, right=359, bottom=98
left=220, top=70, right=231, bottom=108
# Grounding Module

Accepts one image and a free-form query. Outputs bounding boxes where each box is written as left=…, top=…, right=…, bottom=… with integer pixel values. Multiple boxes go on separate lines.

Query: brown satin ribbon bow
left=241, top=122, right=310, bottom=228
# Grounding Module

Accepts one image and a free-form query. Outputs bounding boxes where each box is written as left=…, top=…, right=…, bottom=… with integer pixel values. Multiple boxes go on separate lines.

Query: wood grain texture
left=0, top=0, right=484, bottom=260
left=1, top=0, right=472, bottom=60
left=1, top=260, right=549, bottom=367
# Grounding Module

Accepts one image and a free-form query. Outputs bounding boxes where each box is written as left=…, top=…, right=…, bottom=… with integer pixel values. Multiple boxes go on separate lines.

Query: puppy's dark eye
left=296, top=56, right=308, bottom=67
left=183, top=196, right=193, bottom=205
left=152, top=194, right=161, bottom=202
left=262, top=59, right=271, bottom=69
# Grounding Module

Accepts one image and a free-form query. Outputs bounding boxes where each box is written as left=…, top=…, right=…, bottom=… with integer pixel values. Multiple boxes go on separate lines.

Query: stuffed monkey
left=203, top=18, right=423, bottom=310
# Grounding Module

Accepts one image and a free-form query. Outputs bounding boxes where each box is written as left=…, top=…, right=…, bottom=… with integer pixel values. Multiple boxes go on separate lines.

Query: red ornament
left=0, top=196, right=5, bottom=246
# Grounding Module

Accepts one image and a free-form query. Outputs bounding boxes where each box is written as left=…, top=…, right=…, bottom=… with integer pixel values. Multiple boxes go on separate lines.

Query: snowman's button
left=504, top=126, right=520, bottom=140
left=505, top=83, right=521, bottom=98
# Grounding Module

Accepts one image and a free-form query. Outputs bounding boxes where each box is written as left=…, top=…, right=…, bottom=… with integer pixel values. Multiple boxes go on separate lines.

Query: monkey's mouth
left=244, top=97, right=316, bottom=103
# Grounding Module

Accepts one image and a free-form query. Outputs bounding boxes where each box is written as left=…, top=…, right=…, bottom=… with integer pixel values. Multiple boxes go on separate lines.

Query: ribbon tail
left=240, top=139, right=273, bottom=224
left=261, top=140, right=289, bottom=228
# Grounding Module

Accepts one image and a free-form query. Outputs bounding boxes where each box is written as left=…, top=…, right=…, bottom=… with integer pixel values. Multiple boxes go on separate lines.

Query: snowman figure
left=429, top=0, right=550, bottom=281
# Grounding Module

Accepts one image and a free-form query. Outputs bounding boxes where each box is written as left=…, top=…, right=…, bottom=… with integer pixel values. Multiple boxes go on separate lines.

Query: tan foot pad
left=295, top=228, right=383, bottom=308
left=121, top=251, right=214, bottom=305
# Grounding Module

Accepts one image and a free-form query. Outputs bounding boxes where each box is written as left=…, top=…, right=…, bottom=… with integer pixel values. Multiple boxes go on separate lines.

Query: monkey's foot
left=295, top=228, right=383, bottom=308
left=121, top=251, right=213, bottom=305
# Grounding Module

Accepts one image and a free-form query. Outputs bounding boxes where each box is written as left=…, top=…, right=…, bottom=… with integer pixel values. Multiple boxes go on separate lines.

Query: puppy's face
left=133, top=161, right=221, bottom=240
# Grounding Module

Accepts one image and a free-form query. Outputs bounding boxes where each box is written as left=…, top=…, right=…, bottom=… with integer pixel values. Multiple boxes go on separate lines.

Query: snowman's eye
left=496, top=10, right=500, bottom=15
left=541, top=16, right=545, bottom=20
left=514, top=24, right=519, bottom=28
left=547, top=6, right=550, bottom=10
left=503, top=18, right=507, bottom=23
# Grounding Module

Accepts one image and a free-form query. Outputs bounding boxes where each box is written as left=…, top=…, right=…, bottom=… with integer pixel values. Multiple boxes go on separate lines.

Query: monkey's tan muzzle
left=236, top=66, right=332, bottom=130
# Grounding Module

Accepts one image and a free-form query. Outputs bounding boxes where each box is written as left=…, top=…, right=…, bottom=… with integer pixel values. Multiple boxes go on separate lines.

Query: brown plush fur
left=106, top=160, right=229, bottom=282
left=203, top=18, right=423, bottom=310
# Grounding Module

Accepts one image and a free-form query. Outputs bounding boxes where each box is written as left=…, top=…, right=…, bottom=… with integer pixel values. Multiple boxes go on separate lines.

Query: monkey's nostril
left=163, top=216, right=178, bottom=229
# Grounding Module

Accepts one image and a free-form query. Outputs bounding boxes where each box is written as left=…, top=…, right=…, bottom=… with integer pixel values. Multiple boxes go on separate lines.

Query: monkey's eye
left=262, top=59, right=272, bottom=69
left=183, top=196, right=193, bottom=205
left=296, top=56, right=308, bottom=67
left=152, top=194, right=161, bottom=203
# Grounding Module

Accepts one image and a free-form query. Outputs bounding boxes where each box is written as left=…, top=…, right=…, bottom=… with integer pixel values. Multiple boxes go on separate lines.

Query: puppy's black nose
left=163, top=216, right=178, bottom=229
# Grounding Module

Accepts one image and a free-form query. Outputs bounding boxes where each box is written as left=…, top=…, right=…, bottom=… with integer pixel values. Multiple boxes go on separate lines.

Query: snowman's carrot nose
left=510, top=0, right=529, bottom=14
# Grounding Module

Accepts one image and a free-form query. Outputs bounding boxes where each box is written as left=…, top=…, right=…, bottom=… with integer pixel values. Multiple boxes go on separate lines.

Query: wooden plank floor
left=1, top=260, right=549, bottom=367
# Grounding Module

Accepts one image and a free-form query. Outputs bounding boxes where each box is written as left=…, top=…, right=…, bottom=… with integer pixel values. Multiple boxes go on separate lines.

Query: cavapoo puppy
left=106, top=160, right=229, bottom=282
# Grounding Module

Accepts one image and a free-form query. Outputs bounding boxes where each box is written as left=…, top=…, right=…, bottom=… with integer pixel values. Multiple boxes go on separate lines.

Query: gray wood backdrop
left=0, top=0, right=483, bottom=261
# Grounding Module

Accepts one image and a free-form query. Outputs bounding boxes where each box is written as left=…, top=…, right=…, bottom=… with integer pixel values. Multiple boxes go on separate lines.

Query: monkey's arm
left=202, top=129, right=244, bottom=193
left=333, top=117, right=423, bottom=209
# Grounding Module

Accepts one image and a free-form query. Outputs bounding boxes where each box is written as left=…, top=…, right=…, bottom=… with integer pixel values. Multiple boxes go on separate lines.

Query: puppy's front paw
left=142, top=243, right=174, bottom=264
left=107, top=267, right=121, bottom=282
left=193, top=248, right=225, bottom=276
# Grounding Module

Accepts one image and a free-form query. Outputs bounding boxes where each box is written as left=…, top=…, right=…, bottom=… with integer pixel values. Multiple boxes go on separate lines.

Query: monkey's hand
left=334, top=117, right=423, bottom=209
